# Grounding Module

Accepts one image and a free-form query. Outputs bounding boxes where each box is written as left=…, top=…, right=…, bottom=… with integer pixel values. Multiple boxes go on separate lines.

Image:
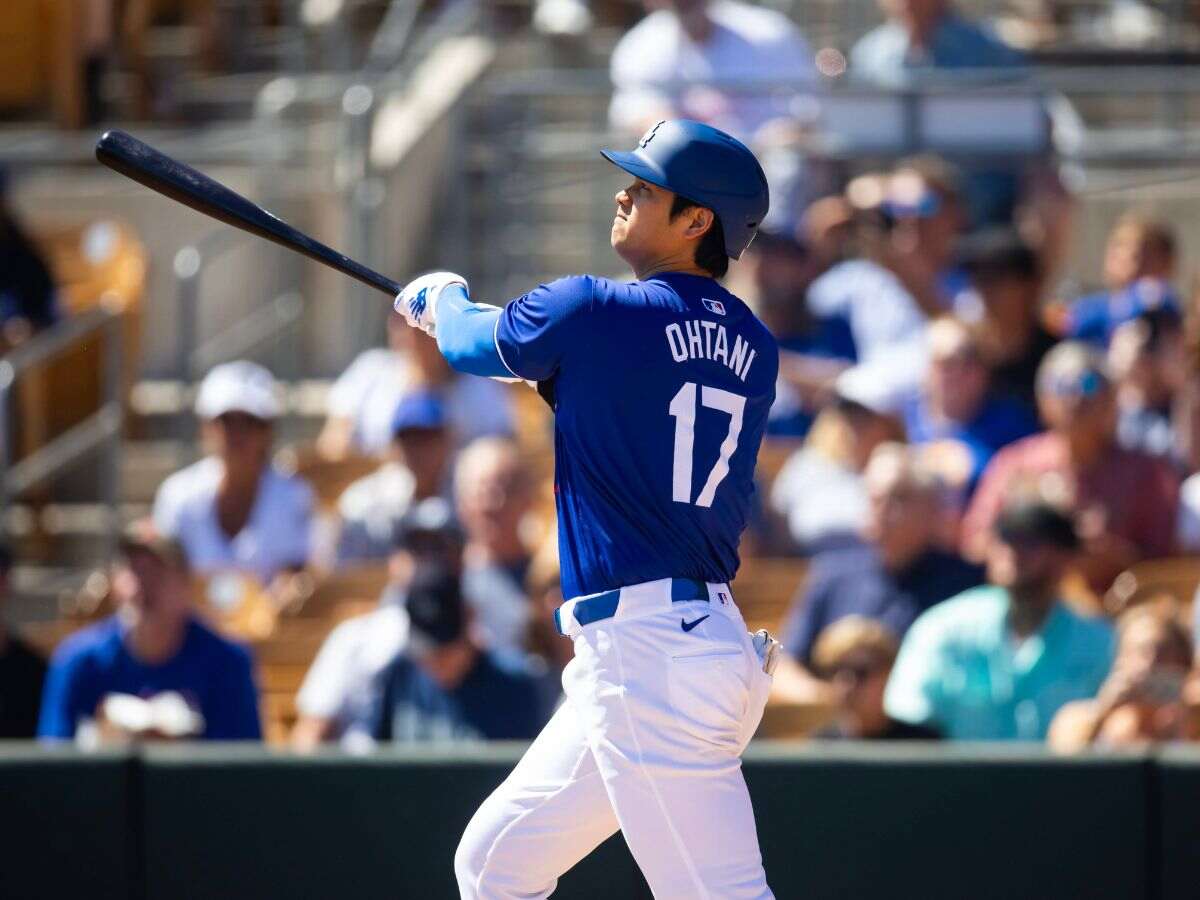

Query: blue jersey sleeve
left=435, top=284, right=511, bottom=379
left=207, top=646, right=263, bottom=740
left=494, top=276, right=595, bottom=381
left=37, top=647, right=90, bottom=739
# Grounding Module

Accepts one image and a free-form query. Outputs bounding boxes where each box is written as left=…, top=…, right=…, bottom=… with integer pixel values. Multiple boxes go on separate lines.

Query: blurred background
left=6, top=1, right=1200, bottom=896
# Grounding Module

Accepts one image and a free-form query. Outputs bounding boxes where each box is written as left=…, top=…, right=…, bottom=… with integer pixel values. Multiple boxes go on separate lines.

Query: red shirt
left=962, top=432, right=1179, bottom=587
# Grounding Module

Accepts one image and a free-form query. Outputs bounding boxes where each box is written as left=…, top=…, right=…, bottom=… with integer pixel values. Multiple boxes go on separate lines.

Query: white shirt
left=808, top=259, right=931, bottom=365
left=462, top=562, right=533, bottom=660
left=327, top=348, right=514, bottom=455
left=1177, top=472, right=1200, bottom=553
left=609, top=0, right=815, bottom=141
left=769, top=448, right=868, bottom=549
left=296, top=601, right=410, bottom=728
left=334, top=463, right=418, bottom=565
left=295, top=568, right=532, bottom=734
left=152, top=456, right=314, bottom=582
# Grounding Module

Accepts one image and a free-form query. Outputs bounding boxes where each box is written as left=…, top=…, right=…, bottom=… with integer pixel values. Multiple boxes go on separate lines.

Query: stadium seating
left=1105, top=557, right=1200, bottom=617
left=15, top=220, right=145, bottom=465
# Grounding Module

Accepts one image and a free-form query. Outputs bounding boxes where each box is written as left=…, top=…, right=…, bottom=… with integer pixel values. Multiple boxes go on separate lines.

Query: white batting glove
left=394, top=271, right=468, bottom=337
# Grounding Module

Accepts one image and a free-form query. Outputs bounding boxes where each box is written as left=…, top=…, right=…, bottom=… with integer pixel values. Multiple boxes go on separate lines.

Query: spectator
left=1046, top=602, right=1195, bottom=758
left=1050, top=601, right=1194, bottom=751
left=354, top=524, right=547, bottom=746
left=38, top=524, right=261, bottom=741
left=1173, top=376, right=1200, bottom=552
left=885, top=501, right=1114, bottom=741
left=292, top=499, right=455, bottom=748
left=318, top=312, right=512, bottom=459
left=456, top=438, right=537, bottom=659
left=1066, top=214, right=1179, bottom=346
left=525, top=529, right=572, bottom=681
left=745, top=229, right=857, bottom=438
left=1107, top=308, right=1188, bottom=459
left=335, top=391, right=452, bottom=565
left=607, top=0, right=816, bottom=143
left=152, top=361, right=313, bottom=583
left=808, top=159, right=967, bottom=389
left=781, top=443, right=983, bottom=668
left=962, top=342, right=1179, bottom=593
left=905, top=317, right=1039, bottom=497
left=810, top=617, right=939, bottom=740
left=852, top=3, right=1028, bottom=224
left=0, top=168, right=59, bottom=350
left=0, top=543, right=46, bottom=738
left=851, top=0, right=1025, bottom=84
left=957, top=227, right=1059, bottom=416
left=768, top=368, right=905, bottom=553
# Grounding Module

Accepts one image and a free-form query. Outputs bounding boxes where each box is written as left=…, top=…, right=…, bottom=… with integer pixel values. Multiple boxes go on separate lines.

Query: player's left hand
left=394, top=271, right=468, bottom=336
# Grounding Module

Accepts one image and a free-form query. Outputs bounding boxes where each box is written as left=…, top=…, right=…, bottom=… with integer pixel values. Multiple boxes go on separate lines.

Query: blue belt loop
left=670, top=578, right=709, bottom=604
left=555, top=578, right=711, bottom=635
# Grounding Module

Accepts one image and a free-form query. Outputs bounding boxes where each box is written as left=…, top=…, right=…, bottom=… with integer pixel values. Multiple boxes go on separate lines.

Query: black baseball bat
left=95, top=129, right=403, bottom=297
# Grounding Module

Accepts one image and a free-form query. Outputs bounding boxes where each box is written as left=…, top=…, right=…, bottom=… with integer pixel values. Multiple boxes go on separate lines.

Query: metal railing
left=0, top=308, right=124, bottom=555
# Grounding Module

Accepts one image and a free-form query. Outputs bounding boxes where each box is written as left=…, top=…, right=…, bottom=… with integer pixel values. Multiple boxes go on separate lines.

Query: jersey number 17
left=668, top=381, right=745, bottom=508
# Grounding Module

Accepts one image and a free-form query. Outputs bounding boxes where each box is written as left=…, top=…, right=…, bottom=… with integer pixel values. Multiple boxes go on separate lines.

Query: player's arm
left=396, top=272, right=593, bottom=382
left=394, top=272, right=513, bottom=378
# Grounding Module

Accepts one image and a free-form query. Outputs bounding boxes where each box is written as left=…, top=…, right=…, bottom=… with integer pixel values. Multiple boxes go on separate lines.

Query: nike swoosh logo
left=681, top=615, right=710, bottom=633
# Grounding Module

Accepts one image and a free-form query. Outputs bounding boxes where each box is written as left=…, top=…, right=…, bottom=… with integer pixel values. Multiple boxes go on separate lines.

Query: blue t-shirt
left=495, top=273, right=779, bottom=599
left=1067, top=280, right=1180, bottom=345
left=38, top=616, right=261, bottom=740
left=782, top=543, right=985, bottom=667
left=769, top=322, right=857, bottom=438
left=903, top=392, right=1040, bottom=492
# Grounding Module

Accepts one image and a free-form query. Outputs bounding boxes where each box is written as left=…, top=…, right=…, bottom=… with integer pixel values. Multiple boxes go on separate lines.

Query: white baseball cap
left=194, top=360, right=282, bottom=421
left=833, top=351, right=921, bottom=417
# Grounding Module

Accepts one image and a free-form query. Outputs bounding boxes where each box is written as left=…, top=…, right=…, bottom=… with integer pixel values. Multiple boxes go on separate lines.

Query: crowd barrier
left=4, top=742, right=1200, bottom=899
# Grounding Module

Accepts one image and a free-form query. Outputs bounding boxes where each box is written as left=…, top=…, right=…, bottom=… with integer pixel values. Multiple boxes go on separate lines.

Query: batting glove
left=394, top=271, right=469, bottom=337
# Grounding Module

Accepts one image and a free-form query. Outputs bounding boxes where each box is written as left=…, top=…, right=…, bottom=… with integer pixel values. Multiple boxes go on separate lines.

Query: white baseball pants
left=455, top=578, right=775, bottom=899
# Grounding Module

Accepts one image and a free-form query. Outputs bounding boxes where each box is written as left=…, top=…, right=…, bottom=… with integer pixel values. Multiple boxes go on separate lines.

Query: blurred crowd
left=4, top=0, right=1200, bottom=754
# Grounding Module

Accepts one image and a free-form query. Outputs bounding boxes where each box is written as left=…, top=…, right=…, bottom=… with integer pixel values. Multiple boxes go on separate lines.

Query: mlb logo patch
left=702, top=298, right=726, bottom=316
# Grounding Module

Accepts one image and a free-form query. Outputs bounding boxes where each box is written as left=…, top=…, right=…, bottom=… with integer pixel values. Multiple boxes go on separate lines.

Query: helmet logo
left=639, top=120, right=666, bottom=149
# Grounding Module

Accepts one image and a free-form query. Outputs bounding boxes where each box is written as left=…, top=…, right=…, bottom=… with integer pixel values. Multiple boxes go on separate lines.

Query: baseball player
left=395, top=119, right=780, bottom=899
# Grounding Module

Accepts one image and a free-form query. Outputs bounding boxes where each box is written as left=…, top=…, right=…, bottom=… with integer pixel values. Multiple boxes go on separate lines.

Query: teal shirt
left=884, top=586, right=1115, bottom=741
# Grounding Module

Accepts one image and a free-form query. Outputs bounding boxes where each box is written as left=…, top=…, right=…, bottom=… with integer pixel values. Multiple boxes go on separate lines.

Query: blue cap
left=390, top=391, right=447, bottom=436
left=601, top=119, right=770, bottom=259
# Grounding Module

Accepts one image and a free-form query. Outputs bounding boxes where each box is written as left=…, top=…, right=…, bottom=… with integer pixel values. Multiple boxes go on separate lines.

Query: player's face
left=611, top=178, right=683, bottom=270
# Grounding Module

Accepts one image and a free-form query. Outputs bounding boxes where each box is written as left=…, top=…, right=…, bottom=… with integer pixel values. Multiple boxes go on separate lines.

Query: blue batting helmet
left=601, top=119, right=769, bottom=259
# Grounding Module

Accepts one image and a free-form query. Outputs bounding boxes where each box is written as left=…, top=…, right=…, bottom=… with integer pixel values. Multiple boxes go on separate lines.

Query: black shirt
left=989, top=325, right=1057, bottom=416
left=783, top=542, right=985, bottom=667
left=0, top=215, right=58, bottom=328
left=0, top=633, right=47, bottom=738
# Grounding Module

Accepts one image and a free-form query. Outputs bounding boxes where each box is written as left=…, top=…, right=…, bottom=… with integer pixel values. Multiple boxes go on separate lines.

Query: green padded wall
left=139, top=744, right=650, bottom=900
left=1155, top=747, right=1200, bottom=900
left=0, top=742, right=1172, bottom=899
left=748, top=744, right=1150, bottom=900
left=0, top=745, right=137, bottom=900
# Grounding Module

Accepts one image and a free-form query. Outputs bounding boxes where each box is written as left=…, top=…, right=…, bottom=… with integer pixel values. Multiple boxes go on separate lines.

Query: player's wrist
left=395, top=271, right=469, bottom=335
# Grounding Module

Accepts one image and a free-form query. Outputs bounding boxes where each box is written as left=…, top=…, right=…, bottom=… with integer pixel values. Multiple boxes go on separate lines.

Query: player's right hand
left=394, top=271, right=469, bottom=337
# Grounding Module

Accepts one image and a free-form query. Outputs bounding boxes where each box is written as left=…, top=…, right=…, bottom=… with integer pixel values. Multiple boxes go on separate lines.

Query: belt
left=554, top=577, right=726, bottom=637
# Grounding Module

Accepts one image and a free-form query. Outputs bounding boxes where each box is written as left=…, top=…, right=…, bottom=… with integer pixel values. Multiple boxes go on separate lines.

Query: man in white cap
left=152, top=360, right=314, bottom=583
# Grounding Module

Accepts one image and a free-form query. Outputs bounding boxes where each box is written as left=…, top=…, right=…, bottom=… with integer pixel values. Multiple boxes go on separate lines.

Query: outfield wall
left=3, top=743, right=1198, bottom=900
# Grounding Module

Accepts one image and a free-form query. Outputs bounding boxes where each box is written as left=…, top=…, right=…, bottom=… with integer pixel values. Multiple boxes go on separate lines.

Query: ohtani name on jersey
left=664, top=320, right=757, bottom=381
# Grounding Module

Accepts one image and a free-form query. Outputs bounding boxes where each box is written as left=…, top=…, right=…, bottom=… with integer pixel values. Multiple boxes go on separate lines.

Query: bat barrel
left=94, top=130, right=403, bottom=298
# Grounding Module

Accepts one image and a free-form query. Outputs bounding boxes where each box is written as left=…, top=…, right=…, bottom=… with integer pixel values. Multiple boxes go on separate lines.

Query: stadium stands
left=4, top=0, right=1200, bottom=768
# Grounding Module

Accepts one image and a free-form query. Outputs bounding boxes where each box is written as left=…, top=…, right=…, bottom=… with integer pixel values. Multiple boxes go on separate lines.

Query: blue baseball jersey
left=495, top=272, right=778, bottom=599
